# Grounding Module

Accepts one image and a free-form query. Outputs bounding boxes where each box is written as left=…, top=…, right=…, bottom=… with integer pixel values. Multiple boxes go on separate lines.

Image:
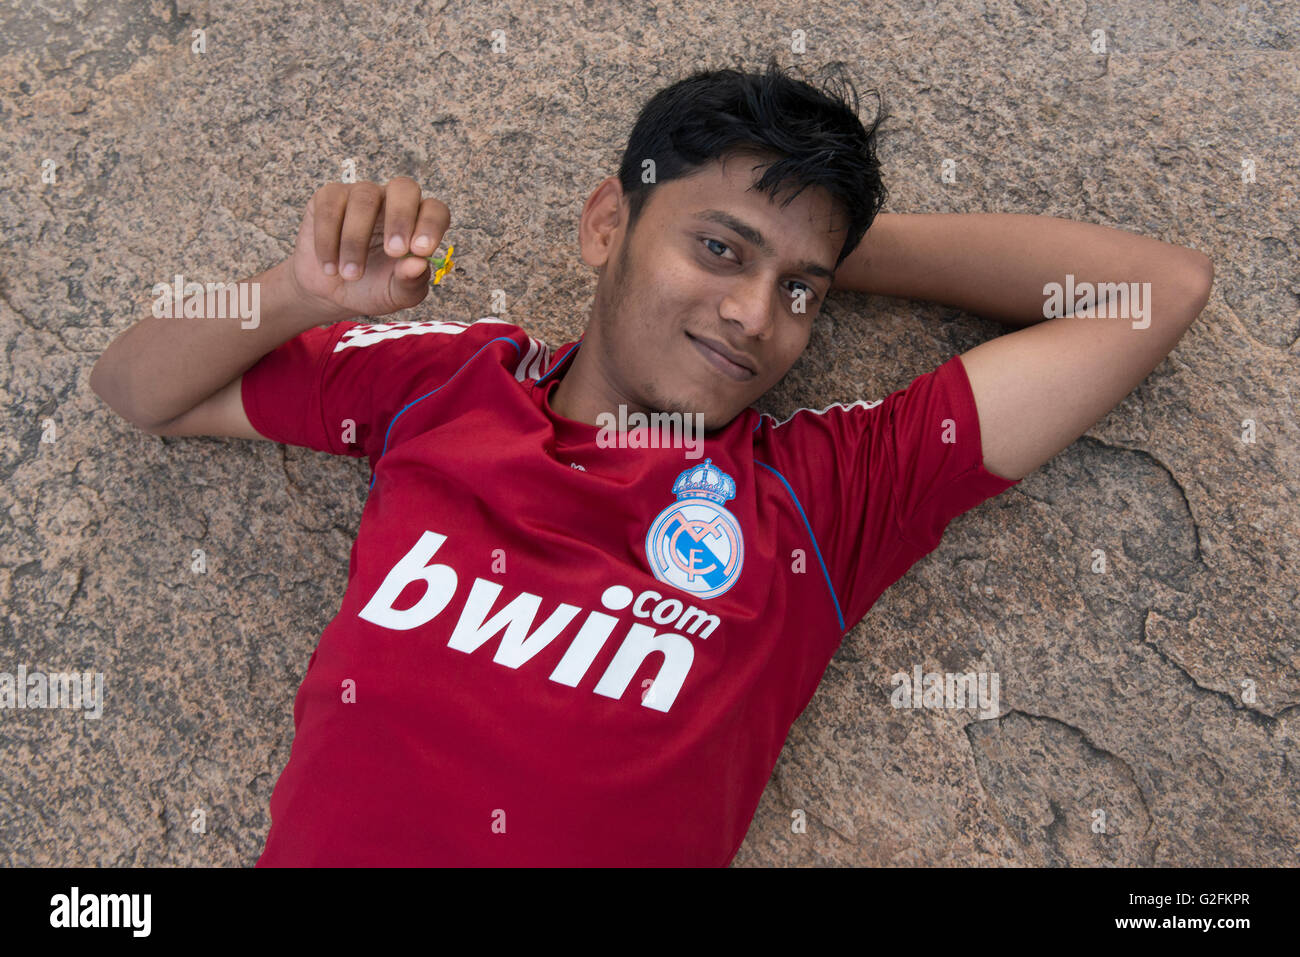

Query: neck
left=549, top=343, right=653, bottom=427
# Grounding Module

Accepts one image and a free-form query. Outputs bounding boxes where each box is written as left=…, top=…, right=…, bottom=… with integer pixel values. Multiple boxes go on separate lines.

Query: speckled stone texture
left=0, top=0, right=1296, bottom=867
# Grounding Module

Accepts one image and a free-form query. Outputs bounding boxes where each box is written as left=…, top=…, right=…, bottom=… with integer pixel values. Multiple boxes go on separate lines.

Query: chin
left=690, top=402, right=734, bottom=433
left=698, top=390, right=755, bottom=430
left=645, top=379, right=742, bottom=431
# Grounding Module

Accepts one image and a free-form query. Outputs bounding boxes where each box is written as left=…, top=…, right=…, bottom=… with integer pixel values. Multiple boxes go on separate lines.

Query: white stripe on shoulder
left=762, top=397, right=884, bottom=428
left=333, top=316, right=516, bottom=352
left=528, top=342, right=550, bottom=380
left=514, top=338, right=540, bottom=382
left=513, top=336, right=552, bottom=382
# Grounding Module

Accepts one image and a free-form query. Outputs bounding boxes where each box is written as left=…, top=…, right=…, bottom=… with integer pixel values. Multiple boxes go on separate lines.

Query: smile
left=686, top=332, right=756, bottom=381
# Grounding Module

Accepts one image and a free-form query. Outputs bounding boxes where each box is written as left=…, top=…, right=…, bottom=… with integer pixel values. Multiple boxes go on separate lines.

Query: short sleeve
left=756, top=353, right=1020, bottom=634
left=240, top=317, right=531, bottom=459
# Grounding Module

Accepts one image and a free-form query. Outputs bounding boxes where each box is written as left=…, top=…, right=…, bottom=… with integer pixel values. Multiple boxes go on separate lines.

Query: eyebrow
left=695, top=209, right=837, bottom=282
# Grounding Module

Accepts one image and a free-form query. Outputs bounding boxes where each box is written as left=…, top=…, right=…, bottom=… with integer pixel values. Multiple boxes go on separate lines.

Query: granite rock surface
left=0, top=0, right=1295, bottom=866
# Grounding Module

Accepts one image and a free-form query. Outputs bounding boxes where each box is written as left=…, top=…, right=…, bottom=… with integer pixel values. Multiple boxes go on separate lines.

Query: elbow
left=88, top=358, right=118, bottom=414
left=88, top=357, right=127, bottom=416
left=1181, top=250, right=1214, bottom=311
left=1163, top=250, right=1213, bottom=325
left=88, top=361, right=156, bottom=432
left=88, top=357, right=111, bottom=403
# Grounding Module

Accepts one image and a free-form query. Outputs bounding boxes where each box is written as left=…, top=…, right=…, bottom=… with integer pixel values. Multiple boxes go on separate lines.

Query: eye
left=786, top=280, right=819, bottom=309
left=701, top=237, right=736, bottom=260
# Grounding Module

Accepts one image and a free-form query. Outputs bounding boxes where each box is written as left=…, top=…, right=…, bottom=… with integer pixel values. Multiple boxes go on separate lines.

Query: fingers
left=311, top=179, right=450, bottom=282
left=382, top=176, right=423, bottom=257
left=388, top=192, right=451, bottom=283
left=410, top=197, right=450, bottom=258
left=311, top=184, right=348, bottom=277
left=337, top=181, right=383, bottom=280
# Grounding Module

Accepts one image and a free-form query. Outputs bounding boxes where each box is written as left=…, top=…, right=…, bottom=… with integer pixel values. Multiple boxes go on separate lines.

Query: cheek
left=779, top=327, right=812, bottom=367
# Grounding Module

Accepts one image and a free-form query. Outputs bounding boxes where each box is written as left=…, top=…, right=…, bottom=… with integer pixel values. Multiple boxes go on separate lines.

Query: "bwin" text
left=357, top=531, right=720, bottom=712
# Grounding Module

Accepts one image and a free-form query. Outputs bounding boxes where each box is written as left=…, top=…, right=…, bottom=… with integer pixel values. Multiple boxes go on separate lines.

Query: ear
left=579, top=177, right=629, bottom=271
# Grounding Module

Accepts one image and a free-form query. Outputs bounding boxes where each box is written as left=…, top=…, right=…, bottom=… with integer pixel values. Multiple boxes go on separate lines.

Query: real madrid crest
left=644, top=458, right=745, bottom=599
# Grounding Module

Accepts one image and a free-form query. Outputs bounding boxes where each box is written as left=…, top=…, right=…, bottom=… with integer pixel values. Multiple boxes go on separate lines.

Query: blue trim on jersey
left=753, top=458, right=846, bottom=634
left=368, top=336, right=522, bottom=492
left=535, top=341, right=580, bottom=384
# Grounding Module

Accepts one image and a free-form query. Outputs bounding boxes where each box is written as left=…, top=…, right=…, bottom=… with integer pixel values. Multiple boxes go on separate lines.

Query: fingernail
left=386, top=236, right=403, bottom=254
left=342, top=263, right=359, bottom=279
left=414, top=235, right=432, bottom=251
left=323, top=262, right=337, bottom=276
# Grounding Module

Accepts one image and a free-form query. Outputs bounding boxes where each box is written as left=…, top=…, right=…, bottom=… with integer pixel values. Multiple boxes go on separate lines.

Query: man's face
left=576, top=154, right=846, bottom=431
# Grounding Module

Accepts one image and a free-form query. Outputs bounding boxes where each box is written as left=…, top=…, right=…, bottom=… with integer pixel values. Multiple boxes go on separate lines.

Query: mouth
left=685, top=332, right=756, bottom=381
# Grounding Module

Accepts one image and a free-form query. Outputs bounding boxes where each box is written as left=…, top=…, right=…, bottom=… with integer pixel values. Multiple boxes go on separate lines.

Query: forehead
left=667, top=155, right=837, bottom=218
left=651, top=155, right=844, bottom=269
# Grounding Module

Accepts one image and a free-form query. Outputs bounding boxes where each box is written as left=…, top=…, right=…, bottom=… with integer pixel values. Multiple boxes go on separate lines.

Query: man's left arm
left=832, top=212, right=1214, bottom=481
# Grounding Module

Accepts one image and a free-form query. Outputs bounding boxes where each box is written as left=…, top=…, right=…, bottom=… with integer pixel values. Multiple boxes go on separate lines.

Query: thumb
left=389, top=254, right=432, bottom=305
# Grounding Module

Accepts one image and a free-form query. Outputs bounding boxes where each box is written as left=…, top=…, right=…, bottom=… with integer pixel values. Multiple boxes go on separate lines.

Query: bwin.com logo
left=644, top=458, right=744, bottom=600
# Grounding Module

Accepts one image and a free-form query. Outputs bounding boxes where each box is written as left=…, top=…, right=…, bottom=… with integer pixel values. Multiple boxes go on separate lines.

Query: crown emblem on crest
left=670, top=457, right=736, bottom=505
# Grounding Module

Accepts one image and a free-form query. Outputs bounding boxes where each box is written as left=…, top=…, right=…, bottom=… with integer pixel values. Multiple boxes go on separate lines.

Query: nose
left=718, top=273, right=777, bottom=339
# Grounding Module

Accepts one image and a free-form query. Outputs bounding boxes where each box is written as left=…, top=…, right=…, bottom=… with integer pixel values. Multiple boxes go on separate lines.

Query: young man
left=90, top=62, right=1213, bottom=866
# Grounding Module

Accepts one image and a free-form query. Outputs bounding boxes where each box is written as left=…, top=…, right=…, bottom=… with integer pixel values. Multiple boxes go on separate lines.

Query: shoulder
left=333, top=316, right=529, bottom=353
left=335, top=316, right=552, bottom=379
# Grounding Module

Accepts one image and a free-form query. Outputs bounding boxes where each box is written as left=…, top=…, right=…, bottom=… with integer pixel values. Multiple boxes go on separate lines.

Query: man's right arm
left=90, top=178, right=449, bottom=437
left=89, top=258, right=340, bottom=434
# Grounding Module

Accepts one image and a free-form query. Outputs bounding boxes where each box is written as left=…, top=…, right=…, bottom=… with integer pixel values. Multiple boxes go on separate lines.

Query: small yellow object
left=404, top=244, right=454, bottom=284
left=431, top=244, right=454, bottom=285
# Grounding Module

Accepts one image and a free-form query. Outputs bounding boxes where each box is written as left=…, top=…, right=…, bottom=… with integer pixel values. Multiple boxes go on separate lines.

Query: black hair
left=616, top=56, right=890, bottom=270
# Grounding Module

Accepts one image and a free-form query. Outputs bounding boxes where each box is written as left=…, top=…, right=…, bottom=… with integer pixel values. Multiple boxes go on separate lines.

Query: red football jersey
left=241, top=316, right=1020, bottom=866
